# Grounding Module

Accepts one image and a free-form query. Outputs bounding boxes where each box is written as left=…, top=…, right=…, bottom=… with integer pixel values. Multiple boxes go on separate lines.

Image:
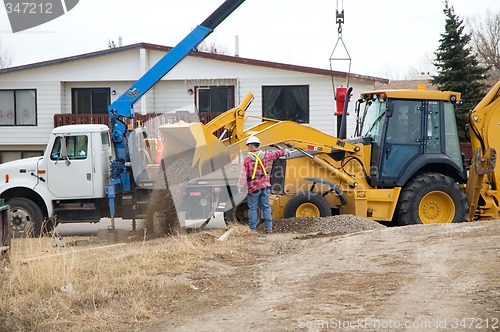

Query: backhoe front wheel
left=395, top=173, right=468, bottom=225
left=284, top=192, right=332, bottom=218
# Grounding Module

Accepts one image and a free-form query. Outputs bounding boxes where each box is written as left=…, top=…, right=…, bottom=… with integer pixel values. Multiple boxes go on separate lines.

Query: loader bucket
left=158, top=122, right=246, bottom=222
left=159, top=122, right=233, bottom=180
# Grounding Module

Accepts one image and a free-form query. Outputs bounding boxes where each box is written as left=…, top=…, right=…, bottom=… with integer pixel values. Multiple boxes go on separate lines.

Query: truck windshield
left=362, top=99, right=387, bottom=141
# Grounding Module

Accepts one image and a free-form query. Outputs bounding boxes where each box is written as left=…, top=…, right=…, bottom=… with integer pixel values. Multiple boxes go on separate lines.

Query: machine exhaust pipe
left=339, top=86, right=353, bottom=139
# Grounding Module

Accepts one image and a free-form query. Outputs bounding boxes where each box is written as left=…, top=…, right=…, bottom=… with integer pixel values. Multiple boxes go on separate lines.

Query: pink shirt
left=238, top=148, right=285, bottom=193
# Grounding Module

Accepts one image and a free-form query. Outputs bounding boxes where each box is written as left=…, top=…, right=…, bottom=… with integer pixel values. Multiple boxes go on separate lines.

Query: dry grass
left=0, top=226, right=265, bottom=331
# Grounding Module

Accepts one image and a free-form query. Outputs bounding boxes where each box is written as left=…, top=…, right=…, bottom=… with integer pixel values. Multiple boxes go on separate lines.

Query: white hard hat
left=246, top=136, right=261, bottom=145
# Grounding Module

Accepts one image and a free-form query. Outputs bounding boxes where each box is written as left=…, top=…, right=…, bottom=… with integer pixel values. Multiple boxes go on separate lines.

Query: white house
left=0, top=43, right=388, bottom=163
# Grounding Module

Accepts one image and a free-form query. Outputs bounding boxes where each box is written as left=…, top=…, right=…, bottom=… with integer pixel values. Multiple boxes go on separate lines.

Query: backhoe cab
left=159, top=82, right=500, bottom=226
left=359, top=89, right=465, bottom=188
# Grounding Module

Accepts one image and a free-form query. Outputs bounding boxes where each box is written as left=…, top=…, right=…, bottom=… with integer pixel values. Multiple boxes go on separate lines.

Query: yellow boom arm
left=466, top=79, right=500, bottom=220
left=159, top=92, right=362, bottom=182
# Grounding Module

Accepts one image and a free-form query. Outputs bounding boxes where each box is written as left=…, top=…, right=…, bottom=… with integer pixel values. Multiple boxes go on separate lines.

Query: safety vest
left=248, top=150, right=268, bottom=180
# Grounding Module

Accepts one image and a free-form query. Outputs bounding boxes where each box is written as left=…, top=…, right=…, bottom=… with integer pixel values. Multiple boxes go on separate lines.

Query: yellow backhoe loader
left=158, top=80, right=500, bottom=226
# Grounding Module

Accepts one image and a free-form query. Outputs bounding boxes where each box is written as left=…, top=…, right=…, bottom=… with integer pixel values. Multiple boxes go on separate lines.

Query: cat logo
left=4, top=0, right=79, bottom=33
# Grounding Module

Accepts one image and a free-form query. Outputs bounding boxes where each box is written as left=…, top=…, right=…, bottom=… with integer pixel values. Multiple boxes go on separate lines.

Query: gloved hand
left=284, top=149, right=291, bottom=157
left=238, top=187, right=245, bottom=194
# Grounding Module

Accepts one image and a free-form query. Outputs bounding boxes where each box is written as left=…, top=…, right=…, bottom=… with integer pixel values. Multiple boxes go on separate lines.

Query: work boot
left=265, top=228, right=272, bottom=234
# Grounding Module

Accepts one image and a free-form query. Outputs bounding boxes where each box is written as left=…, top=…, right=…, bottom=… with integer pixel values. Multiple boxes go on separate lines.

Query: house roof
left=0, top=42, right=389, bottom=84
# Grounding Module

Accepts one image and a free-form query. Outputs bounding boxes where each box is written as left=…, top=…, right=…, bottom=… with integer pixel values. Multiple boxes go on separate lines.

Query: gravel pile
left=271, top=214, right=386, bottom=235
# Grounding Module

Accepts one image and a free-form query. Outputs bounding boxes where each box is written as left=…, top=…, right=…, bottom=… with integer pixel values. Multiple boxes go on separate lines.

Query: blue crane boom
left=105, top=0, right=246, bottom=222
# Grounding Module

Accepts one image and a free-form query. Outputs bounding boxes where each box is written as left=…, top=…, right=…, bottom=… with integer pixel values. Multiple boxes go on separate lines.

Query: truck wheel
left=1, top=202, right=11, bottom=257
left=284, top=192, right=332, bottom=218
left=8, top=198, right=44, bottom=237
left=395, top=173, right=468, bottom=225
left=232, top=202, right=249, bottom=225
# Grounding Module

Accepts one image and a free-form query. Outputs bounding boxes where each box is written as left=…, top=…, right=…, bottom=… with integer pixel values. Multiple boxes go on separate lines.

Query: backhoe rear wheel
left=395, top=173, right=467, bottom=225
left=284, top=192, right=332, bottom=218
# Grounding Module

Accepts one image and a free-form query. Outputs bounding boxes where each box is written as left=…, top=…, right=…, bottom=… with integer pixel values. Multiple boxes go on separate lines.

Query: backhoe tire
left=284, top=192, right=332, bottom=218
left=395, top=173, right=468, bottom=225
left=8, top=198, right=45, bottom=237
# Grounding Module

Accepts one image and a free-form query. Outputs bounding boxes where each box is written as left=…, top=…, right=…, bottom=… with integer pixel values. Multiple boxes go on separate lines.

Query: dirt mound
left=272, top=214, right=386, bottom=235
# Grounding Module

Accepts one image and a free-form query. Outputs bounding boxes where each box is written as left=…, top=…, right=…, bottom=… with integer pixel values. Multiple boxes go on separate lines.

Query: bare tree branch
left=197, top=40, right=228, bottom=55
left=468, top=10, right=500, bottom=79
left=0, top=39, right=12, bottom=69
left=108, top=39, right=117, bottom=49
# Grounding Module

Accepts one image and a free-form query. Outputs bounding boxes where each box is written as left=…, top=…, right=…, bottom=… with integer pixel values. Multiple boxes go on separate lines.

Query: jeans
left=247, top=187, right=272, bottom=231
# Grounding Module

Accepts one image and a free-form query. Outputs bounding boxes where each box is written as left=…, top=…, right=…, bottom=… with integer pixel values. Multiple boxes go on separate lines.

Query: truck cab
left=47, top=125, right=112, bottom=199
left=0, top=124, right=112, bottom=236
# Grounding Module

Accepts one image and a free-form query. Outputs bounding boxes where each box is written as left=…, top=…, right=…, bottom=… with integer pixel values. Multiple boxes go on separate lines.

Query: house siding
left=153, top=54, right=375, bottom=137
left=0, top=44, right=383, bottom=162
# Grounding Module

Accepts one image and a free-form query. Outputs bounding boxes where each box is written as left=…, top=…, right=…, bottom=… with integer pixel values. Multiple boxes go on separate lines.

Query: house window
left=0, top=89, right=37, bottom=126
left=72, top=88, right=110, bottom=114
left=197, top=86, right=235, bottom=113
left=262, top=85, right=309, bottom=123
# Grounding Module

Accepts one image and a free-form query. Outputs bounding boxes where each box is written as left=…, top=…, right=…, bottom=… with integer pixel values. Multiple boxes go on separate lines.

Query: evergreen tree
left=430, top=0, right=489, bottom=141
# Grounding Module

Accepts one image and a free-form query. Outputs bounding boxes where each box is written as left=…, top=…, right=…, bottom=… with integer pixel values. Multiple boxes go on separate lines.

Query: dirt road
left=146, top=220, right=500, bottom=331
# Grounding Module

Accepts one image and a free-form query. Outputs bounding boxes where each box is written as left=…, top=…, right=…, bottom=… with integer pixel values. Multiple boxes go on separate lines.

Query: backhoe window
left=426, top=102, right=441, bottom=153
left=380, top=100, right=422, bottom=178
left=443, top=102, right=463, bottom=169
left=362, top=99, right=387, bottom=141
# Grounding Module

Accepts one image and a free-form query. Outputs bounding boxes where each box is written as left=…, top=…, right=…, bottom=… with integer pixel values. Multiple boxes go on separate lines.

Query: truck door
left=47, top=134, right=94, bottom=198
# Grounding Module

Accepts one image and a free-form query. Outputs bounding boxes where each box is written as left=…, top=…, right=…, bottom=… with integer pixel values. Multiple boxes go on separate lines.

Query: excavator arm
left=465, top=79, right=500, bottom=221
left=192, top=92, right=360, bottom=154
left=159, top=92, right=362, bottom=186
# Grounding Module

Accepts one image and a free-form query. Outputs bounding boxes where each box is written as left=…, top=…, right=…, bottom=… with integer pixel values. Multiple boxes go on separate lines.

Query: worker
left=237, top=136, right=288, bottom=233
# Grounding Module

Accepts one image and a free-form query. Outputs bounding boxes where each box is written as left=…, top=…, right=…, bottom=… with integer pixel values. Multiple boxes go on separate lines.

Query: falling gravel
left=143, top=150, right=195, bottom=238
left=271, top=214, right=386, bottom=236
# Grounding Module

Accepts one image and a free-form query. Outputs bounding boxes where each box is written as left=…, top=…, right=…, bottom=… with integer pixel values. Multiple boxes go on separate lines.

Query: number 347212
left=5, top=2, right=53, bottom=14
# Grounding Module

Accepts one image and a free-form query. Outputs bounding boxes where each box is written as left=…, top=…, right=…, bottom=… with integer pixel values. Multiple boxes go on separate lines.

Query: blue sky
left=0, top=0, right=498, bottom=79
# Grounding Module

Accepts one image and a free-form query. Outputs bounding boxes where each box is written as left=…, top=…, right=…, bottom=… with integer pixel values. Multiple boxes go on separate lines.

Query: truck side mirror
left=59, top=136, right=71, bottom=166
